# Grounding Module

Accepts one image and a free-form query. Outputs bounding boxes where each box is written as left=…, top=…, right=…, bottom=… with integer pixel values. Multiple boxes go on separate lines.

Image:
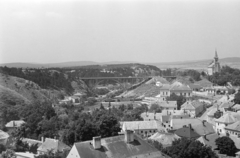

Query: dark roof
left=73, top=134, right=170, bottom=158
left=175, top=126, right=200, bottom=139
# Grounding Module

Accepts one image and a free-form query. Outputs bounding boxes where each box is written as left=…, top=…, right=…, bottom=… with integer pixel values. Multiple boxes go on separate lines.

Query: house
left=219, top=101, right=235, bottom=109
left=233, top=104, right=240, bottom=111
left=175, top=124, right=201, bottom=139
left=195, top=79, right=213, bottom=89
left=169, top=82, right=192, bottom=99
left=170, top=118, right=215, bottom=136
left=207, top=50, right=221, bottom=75
left=215, top=112, right=240, bottom=134
left=181, top=101, right=205, bottom=117
left=37, top=138, right=70, bottom=155
left=225, top=121, right=240, bottom=137
left=67, top=131, right=170, bottom=158
left=141, top=112, right=162, bottom=121
left=5, top=120, right=25, bottom=132
left=0, top=130, right=9, bottom=146
left=121, top=121, right=163, bottom=137
left=197, top=133, right=219, bottom=150
left=159, top=84, right=171, bottom=99
left=149, top=132, right=180, bottom=148
left=188, top=83, right=202, bottom=91
left=15, top=152, right=35, bottom=158
left=157, top=101, right=178, bottom=110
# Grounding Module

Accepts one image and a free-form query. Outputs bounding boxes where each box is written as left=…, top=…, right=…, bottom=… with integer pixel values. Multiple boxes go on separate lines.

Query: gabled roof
left=225, top=121, right=240, bottom=132
left=149, top=132, right=180, bottom=147
left=0, top=130, right=9, bottom=140
left=73, top=134, right=169, bottom=158
left=215, top=112, right=238, bottom=124
left=195, top=79, right=213, bottom=88
left=175, top=126, right=200, bottom=139
left=157, top=101, right=177, bottom=108
left=37, top=138, right=70, bottom=153
left=170, top=84, right=192, bottom=91
left=171, top=118, right=215, bottom=136
left=159, top=84, right=171, bottom=90
left=122, top=121, right=160, bottom=131
left=233, top=104, right=240, bottom=110
left=141, top=112, right=162, bottom=121
left=197, top=133, right=219, bottom=149
left=181, top=101, right=203, bottom=110
left=5, top=120, right=25, bottom=128
left=219, top=102, right=235, bottom=109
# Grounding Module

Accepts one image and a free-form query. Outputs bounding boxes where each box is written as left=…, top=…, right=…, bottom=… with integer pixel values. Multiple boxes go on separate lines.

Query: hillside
left=0, top=73, right=64, bottom=107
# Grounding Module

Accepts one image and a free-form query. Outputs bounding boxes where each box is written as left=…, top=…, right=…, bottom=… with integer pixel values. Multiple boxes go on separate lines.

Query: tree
left=167, top=93, right=186, bottom=110
left=0, top=144, right=6, bottom=153
left=0, top=149, right=16, bottom=158
left=149, top=103, right=162, bottom=113
left=215, top=136, right=237, bottom=156
left=163, top=138, right=218, bottom=158
left=234, top=91, right=240, bottom=104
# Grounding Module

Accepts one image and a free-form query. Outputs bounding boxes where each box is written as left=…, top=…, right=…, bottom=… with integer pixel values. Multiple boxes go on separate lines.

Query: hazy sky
left=0, top=0, right=240, bottom=64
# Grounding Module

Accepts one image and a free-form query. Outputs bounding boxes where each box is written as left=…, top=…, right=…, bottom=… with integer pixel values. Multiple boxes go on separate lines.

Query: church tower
left=207, top=50, right=221, bottom=75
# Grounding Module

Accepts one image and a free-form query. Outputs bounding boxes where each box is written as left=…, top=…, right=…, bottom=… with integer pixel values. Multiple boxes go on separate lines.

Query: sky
left=0, top=0, right=240, bottom=64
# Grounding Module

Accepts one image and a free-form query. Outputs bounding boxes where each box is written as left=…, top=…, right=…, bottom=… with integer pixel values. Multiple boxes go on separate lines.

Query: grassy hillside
left=0, top=73, right=64, bottom=106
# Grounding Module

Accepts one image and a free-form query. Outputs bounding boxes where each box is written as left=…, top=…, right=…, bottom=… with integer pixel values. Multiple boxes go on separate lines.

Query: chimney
left=41, top=137, right=44, bottom=143
left=92, top=136, right=101, bottom=149
left=189, top=124, right=192, bottom=129
left=125, top=130, right=134, bottom=143
left=202, top=120, right=206, bottom=126
left=204, top=134, right=209, bottom=141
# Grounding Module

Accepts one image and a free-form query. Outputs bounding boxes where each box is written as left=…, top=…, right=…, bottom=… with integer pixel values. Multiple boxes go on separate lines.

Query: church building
left=207, top=50, right=221, bottom=75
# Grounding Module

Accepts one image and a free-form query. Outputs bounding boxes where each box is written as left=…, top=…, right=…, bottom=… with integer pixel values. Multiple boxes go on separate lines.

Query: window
left=150, top=130, right=152, bottom=133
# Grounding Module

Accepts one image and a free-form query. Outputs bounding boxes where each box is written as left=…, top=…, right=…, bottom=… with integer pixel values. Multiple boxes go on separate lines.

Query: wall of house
left=216, top=122, right=227, bottom=134
left=225, top=129, right=240, bottom=137
left=134, top=129, right=158, bottom=138
left=160, top=90, right=170, bottom=97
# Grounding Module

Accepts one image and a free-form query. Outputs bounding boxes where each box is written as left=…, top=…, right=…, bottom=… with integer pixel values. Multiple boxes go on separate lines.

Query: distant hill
left=1, top=57, right=239, bottom=69
left=0, top=61, right=136, bottom=68
left=149, top=57, right=240, bottom=70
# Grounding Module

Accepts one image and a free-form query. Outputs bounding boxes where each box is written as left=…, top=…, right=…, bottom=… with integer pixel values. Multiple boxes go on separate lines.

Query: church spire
left=215, top=49, right=218, bottom=59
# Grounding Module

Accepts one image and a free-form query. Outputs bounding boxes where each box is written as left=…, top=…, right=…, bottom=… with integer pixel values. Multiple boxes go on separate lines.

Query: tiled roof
left=171, top=118, right=215, bottom=136
left=37, top=138, right=70, bottom=153
left=225, top=121, right=240, bottom=132
left=181, top=101, right=203, bottom=110
left=233, top=104, right=240, bottom=110
left=170, top=84, right=192, bottom=91
left=22, top=138, right=43, bottom=147
left=122, top=121, right=160, bottom=131
left=141, top=113, right=162, bottom=121
left=159, top=84, right=171, bottom=90
left=5, top=120, right=25, bottom=128
left=175, top=126, right=200, bottom=139
left=0, top=130, right=9, bottom=140
left=149, top=132, right=180, bottom=147
left=73, top=134, right=170, bottom=158
left=219, top=102, right=235, bottom=109
left=161, top=115, right=171, bottom=123
left=157, top=101, right=177, bottom=108
left=215, top=112, right=239, bottom=124
left=197, top=133, right=219, bottom=149
left=195, top=79, right=213, bottom=88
